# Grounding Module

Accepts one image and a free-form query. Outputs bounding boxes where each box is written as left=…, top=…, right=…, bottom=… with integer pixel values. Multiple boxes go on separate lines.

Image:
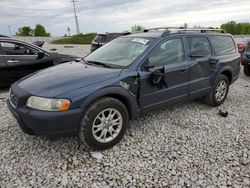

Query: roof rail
left=144, top=27, right=225, bottom=36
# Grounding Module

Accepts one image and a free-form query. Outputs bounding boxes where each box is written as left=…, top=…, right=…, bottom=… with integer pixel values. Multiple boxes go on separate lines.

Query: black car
left=0, top=37, right=78, bottom=86
left=8, top=28, right=240, bottom=150
left=91, top=32, right=130, bottom=52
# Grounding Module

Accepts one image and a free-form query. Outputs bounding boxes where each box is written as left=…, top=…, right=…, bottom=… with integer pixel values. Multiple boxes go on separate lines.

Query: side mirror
left=142, top=60, right=155, bottom=71
left=37, top=52, right=45, bottom=59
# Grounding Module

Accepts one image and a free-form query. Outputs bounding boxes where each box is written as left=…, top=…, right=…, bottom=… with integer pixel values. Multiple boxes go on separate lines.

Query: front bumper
left=242, top=59, right=250, bottom=66
left=241, top=54, right=250, bottom=66
left=7, top=86, right=82, bottom=137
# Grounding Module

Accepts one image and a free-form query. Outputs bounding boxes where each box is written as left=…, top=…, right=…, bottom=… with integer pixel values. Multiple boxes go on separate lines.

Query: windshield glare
left=85, top=37, right=151, bottom=67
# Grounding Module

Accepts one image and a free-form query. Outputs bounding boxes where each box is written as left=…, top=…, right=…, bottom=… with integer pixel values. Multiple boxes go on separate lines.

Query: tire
left=79, top=97, right=129, bottom=150
left=244, top=66, right=250, bottom=76
left=205, top=74, right=229, bottom=106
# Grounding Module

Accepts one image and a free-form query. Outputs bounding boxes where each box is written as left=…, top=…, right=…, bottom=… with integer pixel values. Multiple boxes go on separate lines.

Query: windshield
left=85, top=37, right=152, bottom=68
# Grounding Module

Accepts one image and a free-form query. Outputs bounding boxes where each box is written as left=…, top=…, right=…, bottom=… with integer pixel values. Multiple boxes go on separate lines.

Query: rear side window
left=187, top=37, right=211, bottom=56
left=210, top=35, right=236, bottom=55
left=95, top=35, right=107, bottom=43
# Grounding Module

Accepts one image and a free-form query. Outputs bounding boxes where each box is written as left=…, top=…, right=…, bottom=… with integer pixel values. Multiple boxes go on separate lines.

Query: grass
left=51, top=33, right=97, bottom=44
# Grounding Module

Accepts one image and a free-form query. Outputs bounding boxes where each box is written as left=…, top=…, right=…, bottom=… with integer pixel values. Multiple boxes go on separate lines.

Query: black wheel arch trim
left=218, top=66, right=233, bottom=84
left=80, top=86, right=139, bottom=120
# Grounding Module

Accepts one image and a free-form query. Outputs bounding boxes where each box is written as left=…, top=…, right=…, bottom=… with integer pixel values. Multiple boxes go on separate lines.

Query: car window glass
left=187, top=37, right=211, bottom=57
left=1, top=42, right=38, bottom=55
left=210, top=36, right=236, bottom=55
left=86, top=37, right=152, bottom=67
left=148, top=38, right=184, bottom=67
left=95, top=35, right=107, bottom=43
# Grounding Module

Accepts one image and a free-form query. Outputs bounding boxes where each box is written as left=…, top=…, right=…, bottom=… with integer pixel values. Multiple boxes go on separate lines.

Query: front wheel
left=244, top=66, right=250, bottom=76
left=79, top=97, right=129, bottom=150
left=205, top=74, right=229, bottom=106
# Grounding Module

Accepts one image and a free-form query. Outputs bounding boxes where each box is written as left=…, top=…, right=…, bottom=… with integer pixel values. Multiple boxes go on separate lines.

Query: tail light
left=237, top=43, right=245, bottom=54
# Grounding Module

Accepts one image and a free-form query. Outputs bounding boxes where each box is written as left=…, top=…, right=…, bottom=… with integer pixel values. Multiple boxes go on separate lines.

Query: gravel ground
left=0, top=45, right=250, bottom=187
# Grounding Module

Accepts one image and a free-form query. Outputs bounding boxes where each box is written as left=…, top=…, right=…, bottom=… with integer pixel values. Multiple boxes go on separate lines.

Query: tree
left=34, top=24, right=50, bottom=36
left=16, top=26, right=33, bottom=36
left=131, top=25, right=144, bottom=32
left=221, top=21, right=250, bottom=35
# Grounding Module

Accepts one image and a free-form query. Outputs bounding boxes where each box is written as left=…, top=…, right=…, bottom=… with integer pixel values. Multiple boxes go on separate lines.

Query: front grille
left=9, top=89, right=18, bottom=108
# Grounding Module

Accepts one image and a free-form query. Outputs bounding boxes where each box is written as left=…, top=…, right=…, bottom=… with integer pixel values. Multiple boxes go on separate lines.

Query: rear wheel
left=205, top=74, right=229, bottom=106
left=79, top=97, right=129, bottom=150
left=244, top=66, right=250, bottom=76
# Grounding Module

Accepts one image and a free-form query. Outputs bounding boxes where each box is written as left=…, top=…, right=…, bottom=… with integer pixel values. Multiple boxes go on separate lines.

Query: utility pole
left=70, top=0, right=80, bottom=34
left=8, top=25, right=12, bottom=36
left=67, top=27, right=71, bottom=36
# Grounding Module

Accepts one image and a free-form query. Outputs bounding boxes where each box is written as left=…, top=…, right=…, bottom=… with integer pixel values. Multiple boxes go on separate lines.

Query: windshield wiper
left=85, top=60, right=112, bottom=68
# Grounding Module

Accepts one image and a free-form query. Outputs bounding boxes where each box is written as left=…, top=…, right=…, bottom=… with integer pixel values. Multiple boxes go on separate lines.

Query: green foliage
left=16, top=24, right=50, bottom=36
left=34, top=24, right=50, bottom=36
left=16, top=26, right=33, bottom=36
left=131, top=25, right=145, bottom=32
left=221, top=21, right=250, bottom=35
left=51, top=33, right=97, bottom=44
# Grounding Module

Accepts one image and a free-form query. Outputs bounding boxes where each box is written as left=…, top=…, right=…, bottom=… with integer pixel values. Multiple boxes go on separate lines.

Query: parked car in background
left=8, top=28, right=240, bottom=150
left=32, top=41, right=45, bottom=47
left=91, top=32, right=130, bottom=52
left=0, top=36, right=78, bottom=87
left=235, top=37, right=250, bottom=76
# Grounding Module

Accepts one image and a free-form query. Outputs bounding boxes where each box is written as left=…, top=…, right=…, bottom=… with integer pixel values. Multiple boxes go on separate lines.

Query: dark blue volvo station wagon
left=8, top=28, right=240, bottom=150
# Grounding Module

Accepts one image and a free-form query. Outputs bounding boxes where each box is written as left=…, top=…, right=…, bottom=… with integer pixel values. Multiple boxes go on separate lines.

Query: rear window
left=210, top=35, right=236, bottom=55
left=95, top=35, right=107, bottom=43
left=107, top=33, right=122, bottom=41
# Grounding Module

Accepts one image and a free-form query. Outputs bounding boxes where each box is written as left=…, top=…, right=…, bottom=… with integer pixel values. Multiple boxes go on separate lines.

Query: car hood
left=18, top=61, right=122, bottom=97
left=49, top=52, right=76, bottom=58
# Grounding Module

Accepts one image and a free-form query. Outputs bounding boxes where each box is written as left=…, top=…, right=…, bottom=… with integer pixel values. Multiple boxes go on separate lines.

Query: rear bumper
left=7, top=100, right=82, bottom=137
left=91, top=44, right=102, bottom=52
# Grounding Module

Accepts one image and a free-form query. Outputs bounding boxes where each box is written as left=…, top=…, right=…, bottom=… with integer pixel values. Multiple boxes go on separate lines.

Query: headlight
left=26, top=96, right=71, bottom=112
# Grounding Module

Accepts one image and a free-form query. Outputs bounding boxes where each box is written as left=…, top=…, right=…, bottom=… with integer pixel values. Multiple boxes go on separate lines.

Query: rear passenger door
left=185, top=36, right=217, bottom=99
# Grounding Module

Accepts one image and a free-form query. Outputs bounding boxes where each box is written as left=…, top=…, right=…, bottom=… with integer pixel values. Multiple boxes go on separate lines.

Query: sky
left=1, top=0, right=250, bottom=36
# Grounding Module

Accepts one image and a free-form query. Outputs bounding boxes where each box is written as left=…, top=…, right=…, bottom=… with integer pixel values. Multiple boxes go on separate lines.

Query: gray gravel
left=0, top=44, right=250, bottom=187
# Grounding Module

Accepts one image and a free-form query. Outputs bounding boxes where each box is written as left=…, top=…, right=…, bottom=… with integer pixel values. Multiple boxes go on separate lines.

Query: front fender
left=80, top=86, right=139, bottom=120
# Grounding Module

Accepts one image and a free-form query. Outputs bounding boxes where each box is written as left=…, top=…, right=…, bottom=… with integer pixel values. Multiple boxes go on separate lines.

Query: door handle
left=7, top=60, right=19, bottom=63
left=209, top=57, right=219, bottom=64
left=180, top=67, right=188, bottom=72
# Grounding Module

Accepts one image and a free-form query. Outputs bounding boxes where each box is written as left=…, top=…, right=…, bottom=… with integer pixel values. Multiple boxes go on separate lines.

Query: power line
left=70, top=0, right=80, bottom=34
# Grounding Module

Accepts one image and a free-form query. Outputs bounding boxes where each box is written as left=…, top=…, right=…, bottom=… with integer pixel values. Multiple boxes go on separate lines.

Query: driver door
left=1, top=41, right=53, bottom=83
left=138, top=37, right=190, bottom=112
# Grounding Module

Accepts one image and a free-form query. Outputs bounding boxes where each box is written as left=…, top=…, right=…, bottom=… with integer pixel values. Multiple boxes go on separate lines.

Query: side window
left=148, top=38, right=184, bottom=67
left=209, top=35, right=236, bottom=55
left=187, top=37, right=211, bottom=57
left=1, top=42, right=38, bottom=55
